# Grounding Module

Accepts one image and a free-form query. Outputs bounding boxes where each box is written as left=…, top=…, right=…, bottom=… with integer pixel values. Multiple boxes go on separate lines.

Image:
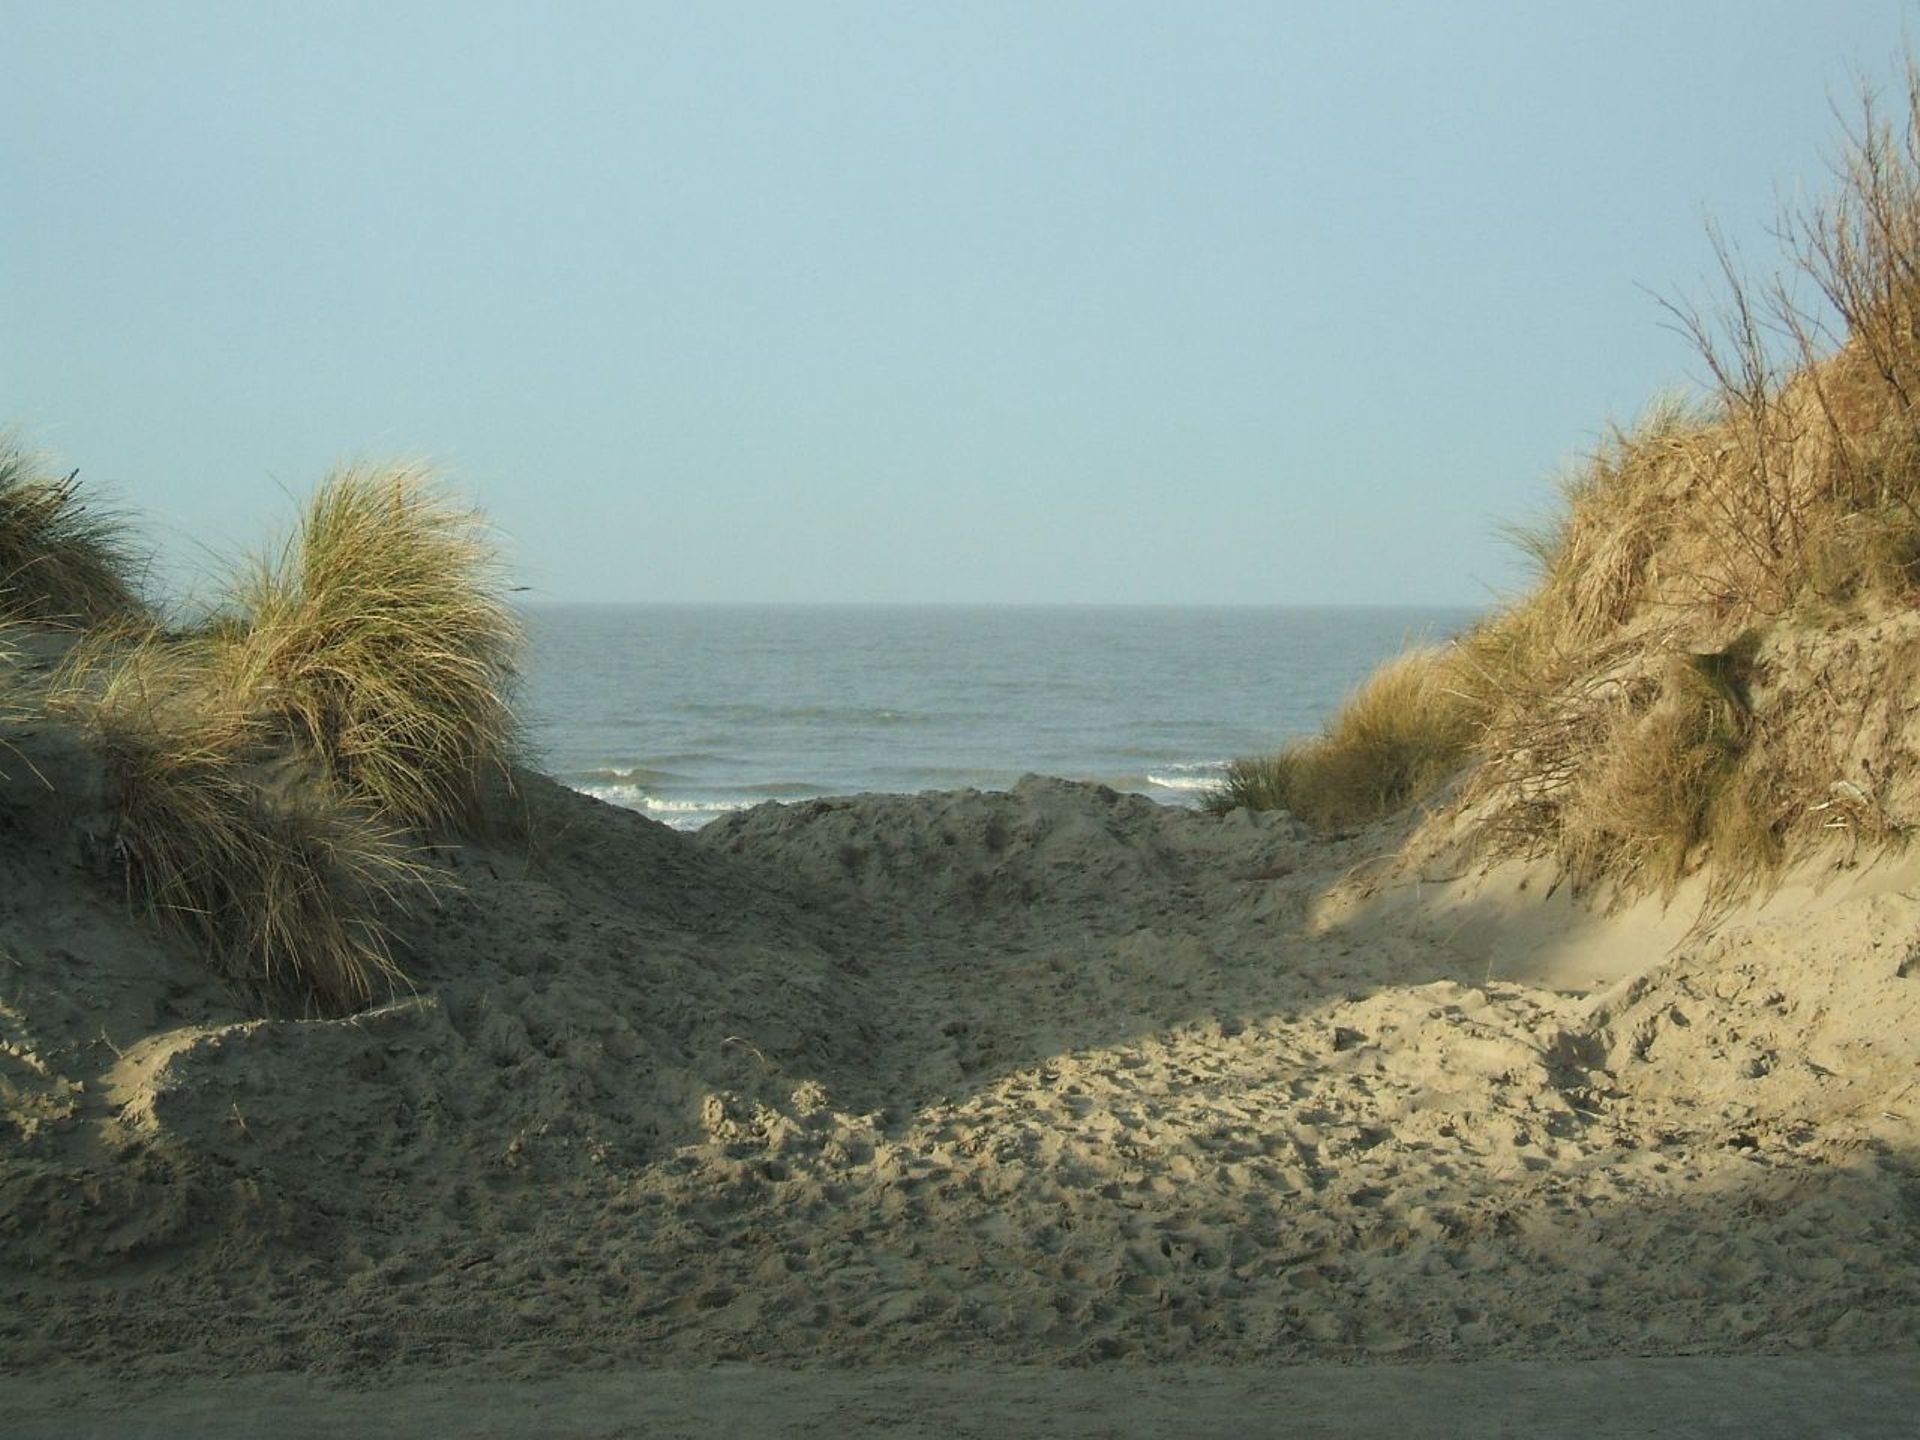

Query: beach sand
left=10, top=1354, right=1920, bottom=1438
left=2, top=748, right=1917, bottom=1430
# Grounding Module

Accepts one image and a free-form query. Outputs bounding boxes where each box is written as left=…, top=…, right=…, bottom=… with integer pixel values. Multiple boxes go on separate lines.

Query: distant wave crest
left=577, top=765, right=694, bottom=786
left=1144, top=763, right=1227, bottom=794
left=580, top=783, right=760, bottom=830
left=669, top=701, right=928, bottom=727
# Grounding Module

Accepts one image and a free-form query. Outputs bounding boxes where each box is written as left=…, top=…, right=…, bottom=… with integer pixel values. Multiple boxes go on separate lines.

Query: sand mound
left=704, top=775, right=1310, bottom=931
left=2, top=741, right=1917, bottom=1378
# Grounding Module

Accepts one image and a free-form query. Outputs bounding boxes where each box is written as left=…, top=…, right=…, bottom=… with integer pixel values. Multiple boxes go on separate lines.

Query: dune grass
left=55, top=628, right=435, bottom=1013
left=1555, top=647, right=1774, bottom=897
left=0, top=437, right=143, bottom=627
left=1207, top=648, right=1479, bottom=829
left=217, top=462, right=522, bottom=831
left=23, top=460, right=523, bottom=1012
left=1218, top=59, right=1920, bottom=902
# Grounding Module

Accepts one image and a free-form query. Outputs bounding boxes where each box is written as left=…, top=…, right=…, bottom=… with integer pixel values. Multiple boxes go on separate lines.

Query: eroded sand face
left=2, top=770, right=1917, bottom=1377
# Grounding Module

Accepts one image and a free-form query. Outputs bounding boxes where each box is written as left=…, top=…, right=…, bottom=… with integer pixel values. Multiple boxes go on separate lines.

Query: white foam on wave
left=579, top=765, right=691, bottom=786
left=646, top=797, right=757, bottom=816
left=1145, top=764, right=1227, bottom=793
left=579, top=784, right=759, bottom=829
left=573, top=765, right=1226, bottom=826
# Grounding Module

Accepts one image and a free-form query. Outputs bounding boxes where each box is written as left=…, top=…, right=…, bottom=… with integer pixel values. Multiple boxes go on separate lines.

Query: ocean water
left=519, top=604, right=1482, bottom=830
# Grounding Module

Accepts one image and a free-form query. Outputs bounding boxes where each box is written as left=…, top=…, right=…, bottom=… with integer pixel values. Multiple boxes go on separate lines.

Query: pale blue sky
left=4, top=3, right=1915, bottom=604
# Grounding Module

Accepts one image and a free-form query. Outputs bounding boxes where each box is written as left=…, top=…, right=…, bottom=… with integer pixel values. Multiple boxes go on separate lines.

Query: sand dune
left=4, top=755, right=1916, bottom=1402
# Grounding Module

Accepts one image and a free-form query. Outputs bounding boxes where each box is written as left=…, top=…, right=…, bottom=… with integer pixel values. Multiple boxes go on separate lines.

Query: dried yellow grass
left=1223, top=59, right=1920, bottom=906
left=54, top=627, right=436, bottom=1014
left=1513, top=394, right=1703, bottom=638
left=0, top=436, right=142, bottom=627
left=1556, top=647, right=1776, bottom=897
left=3, top=456, right=520, bottom=1011
left=1209, top=648, right=1479, bottom=829
left=218, top=463, right=522, bottom=831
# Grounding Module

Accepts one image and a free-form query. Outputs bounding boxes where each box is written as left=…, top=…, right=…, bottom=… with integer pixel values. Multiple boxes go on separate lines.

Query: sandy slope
left=2, top=735, right=1917, bottom=1388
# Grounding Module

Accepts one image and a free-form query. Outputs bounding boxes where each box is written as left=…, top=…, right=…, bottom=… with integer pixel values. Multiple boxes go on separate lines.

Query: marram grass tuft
left=1207, top=648, right=1478, bottom=830
left=55, top=627, right=435, bottom=1014
left=0, top=436, right=143, bottom=627
left=220, top=463, right=522, bottom=831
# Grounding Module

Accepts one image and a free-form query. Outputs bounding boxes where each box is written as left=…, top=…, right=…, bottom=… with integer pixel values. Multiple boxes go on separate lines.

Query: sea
left=518, top=604, right=1483, bottom=831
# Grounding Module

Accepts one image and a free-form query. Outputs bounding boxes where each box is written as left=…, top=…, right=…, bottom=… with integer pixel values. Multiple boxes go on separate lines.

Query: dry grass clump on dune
left=1207, top=647, right=1479, bottom=829
left=0, top=436, right=144, bottom=626
left=1554, top=645, right=1778, bottom=898
left=218, top=463, right=522, bottom=831
left=1501, top=393, right=1700, bottom=643
left=1221, top=63, right=1920, bottom=902
left=53, top=629, right=436, bottom=1012
left=18, top=461, right=522, bottom=1013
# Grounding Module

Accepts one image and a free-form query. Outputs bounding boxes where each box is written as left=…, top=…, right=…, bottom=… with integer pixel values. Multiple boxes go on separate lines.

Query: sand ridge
left=1, top=761, right=1917, bottom=1379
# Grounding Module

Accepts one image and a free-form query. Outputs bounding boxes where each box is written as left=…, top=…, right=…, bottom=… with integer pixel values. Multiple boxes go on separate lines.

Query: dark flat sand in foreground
left=7, top=1355, right=1917, bottom=1439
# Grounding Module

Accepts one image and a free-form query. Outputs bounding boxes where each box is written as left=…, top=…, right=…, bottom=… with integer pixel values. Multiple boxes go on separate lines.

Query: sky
left=4, top=2, right=1918, bottom=606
